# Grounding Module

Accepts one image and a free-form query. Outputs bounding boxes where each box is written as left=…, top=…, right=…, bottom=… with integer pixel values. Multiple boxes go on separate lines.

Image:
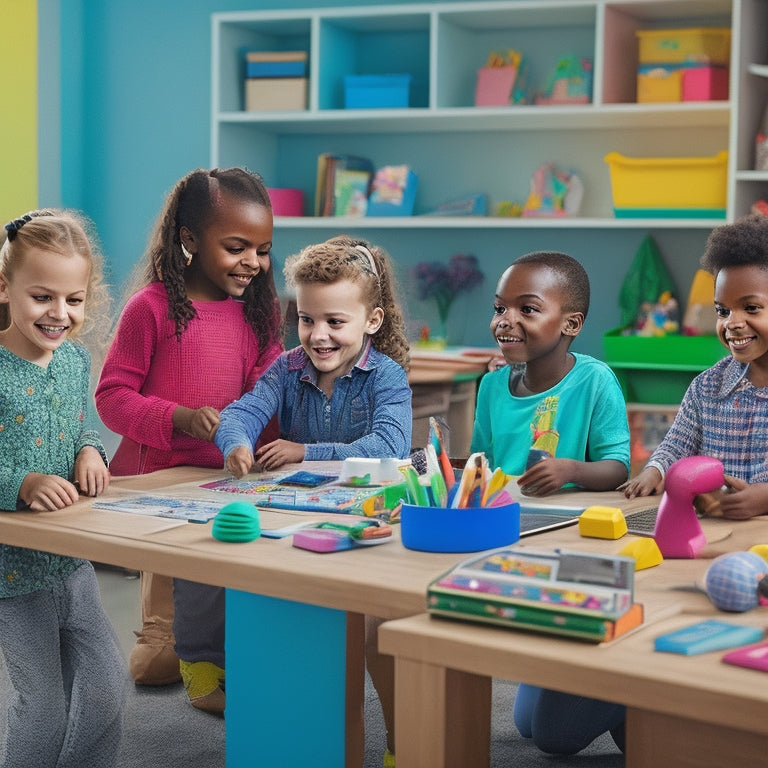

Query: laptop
left=518, top=501, right=661, bottom=537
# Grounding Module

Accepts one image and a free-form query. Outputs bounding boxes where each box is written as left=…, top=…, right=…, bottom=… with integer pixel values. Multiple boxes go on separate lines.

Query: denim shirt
left=215, top=341, right=413, bottom=462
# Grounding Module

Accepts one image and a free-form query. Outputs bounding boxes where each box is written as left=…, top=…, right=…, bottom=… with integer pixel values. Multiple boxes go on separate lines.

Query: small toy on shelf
left=634, top=291, right=679, bottom=337
left=535, top=55, right=592, bottom=105
left=522, top=162, right=583, bottom=217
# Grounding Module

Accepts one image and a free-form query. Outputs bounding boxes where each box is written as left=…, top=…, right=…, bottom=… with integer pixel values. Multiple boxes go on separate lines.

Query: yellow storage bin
left=637, top=67, right=683, bottom=102
left=604, top=151, right=728, bottom=217
left=636, top=27, right=731, bottom=66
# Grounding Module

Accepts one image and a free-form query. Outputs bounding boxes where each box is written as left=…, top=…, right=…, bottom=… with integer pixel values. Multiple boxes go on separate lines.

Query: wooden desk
left=408, top=347, right=496, bottom=457
left=0, top=465, right=463, bottom=768
left=379, top=516, right=768, bottom=768
left=0, top=468, right=671, bottom=768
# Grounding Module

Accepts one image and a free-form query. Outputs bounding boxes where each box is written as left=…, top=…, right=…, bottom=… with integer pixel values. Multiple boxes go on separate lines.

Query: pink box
left=267, top=188, right=304, bottom=216
left=475, top=66, right=517, bottom=106
left=682, top=67, right=729, bottom=101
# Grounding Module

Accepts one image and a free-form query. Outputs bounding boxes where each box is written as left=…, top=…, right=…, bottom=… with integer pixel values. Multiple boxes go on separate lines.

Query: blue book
left=246, top=61, right=307, bottom=78
left=654, top=619, right=764, bottom=655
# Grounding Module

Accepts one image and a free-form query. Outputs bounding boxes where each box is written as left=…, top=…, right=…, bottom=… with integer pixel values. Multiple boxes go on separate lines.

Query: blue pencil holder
left=400, top=502, right=520, bottom=553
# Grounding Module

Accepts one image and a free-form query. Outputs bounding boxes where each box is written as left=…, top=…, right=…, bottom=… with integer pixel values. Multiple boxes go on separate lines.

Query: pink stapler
left=653, top=455, right=724, bottom=558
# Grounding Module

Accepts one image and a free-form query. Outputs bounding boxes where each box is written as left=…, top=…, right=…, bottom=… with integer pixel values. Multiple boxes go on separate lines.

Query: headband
left=354, top=244, right=379, bottom=277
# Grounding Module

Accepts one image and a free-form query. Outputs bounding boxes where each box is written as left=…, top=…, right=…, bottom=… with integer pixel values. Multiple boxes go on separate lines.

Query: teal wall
left=52, top=0, right=714, bottom=357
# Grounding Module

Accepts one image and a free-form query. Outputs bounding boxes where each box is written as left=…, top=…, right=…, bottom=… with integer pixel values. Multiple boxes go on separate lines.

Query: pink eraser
left=292, top=529, right=352, bottom=553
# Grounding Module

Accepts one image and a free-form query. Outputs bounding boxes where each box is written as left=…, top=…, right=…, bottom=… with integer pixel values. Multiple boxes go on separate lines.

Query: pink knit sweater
left=95, top=282, right=282, bottom=476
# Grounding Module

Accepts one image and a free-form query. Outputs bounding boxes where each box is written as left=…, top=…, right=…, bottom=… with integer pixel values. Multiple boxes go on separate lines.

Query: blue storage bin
left=344, top=74, right=412, bottom=109
left=400, top=502, right=521, bottom=553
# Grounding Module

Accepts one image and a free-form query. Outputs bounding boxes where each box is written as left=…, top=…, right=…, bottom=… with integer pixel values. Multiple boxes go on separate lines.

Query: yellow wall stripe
left=0, top=0, right=38, bottom=221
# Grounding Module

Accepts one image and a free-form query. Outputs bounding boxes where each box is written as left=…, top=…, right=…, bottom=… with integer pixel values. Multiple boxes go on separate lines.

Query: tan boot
left=129, top=571, right=181, bottom=685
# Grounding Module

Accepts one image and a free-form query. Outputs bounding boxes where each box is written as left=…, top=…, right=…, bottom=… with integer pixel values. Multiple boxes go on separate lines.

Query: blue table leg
left=225, top=589, right=348, bottom=768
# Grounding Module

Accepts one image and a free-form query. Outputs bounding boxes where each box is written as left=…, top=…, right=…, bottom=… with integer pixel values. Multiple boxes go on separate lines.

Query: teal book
left=654, top=620, right=764, bottom=655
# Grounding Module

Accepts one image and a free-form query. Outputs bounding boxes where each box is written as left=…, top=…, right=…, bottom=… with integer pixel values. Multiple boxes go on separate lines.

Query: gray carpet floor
left=0, top=566, right=625, bottom=767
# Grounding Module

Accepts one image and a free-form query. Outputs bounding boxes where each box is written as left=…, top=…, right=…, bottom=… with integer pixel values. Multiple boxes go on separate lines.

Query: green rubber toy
left=212, top=501, right=261, bottom=542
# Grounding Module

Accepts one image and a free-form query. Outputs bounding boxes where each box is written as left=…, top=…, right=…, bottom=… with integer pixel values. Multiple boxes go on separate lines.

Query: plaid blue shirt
left=216, top=340, right=412, bottom=462
left=647, top=356, right=768, bottom=482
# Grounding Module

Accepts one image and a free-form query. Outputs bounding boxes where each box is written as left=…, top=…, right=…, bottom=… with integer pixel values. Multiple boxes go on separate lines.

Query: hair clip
left=4, top=214, right=33, bottom=242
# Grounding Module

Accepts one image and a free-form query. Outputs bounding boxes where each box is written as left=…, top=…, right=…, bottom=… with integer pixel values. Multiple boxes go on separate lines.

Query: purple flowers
left=413, top=254, right=485, bottom=323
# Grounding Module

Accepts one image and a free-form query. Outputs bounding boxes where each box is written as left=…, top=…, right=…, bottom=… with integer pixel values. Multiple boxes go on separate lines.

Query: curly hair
left=125, top=167, right=282, bottom=350
left=511, top=250, right=591, bottom=318
left=283, top=235, right=410, bottom=371
left=0, top=208, right=112, bottom=363
left=701, top=213, right=768, bottom=275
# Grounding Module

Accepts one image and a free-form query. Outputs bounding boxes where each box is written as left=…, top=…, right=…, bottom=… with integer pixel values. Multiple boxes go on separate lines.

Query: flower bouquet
left=412, top=254, right=484, bottom=348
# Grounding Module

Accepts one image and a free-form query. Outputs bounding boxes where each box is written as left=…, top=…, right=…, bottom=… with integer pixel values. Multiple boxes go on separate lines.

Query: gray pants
left=172, top=578, right=224, bottom=668
left=0, top=562, right=126, bottom=768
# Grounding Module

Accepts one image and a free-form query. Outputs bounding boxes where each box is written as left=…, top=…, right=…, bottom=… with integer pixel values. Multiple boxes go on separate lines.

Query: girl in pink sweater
left=95, top=168, right=283, bottom=714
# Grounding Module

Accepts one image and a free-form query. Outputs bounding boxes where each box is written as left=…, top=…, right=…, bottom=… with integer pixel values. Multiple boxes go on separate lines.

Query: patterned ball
left=705, top=552, right=768, bottom=612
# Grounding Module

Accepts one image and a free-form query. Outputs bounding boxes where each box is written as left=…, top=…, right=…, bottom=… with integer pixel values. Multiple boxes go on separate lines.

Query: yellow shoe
left=179, top=660, right=225, bottom=716
left=383, top=748, right=396, bottom=768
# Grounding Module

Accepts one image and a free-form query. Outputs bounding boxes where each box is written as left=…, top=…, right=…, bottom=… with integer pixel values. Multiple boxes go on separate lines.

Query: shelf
left=216, top=102, right=730, bottom=134
left=272, top=215, right=726, bottom=230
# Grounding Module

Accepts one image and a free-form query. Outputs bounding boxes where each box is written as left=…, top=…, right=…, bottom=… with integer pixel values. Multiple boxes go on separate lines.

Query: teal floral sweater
left=0, top=342, right=108, bottom=598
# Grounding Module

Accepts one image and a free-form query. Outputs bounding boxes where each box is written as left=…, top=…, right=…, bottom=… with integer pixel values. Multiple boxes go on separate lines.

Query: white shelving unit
left=209, top=0, right=763, bottom=233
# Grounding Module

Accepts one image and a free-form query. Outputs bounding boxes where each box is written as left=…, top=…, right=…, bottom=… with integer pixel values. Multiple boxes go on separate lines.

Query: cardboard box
left=245, top=78, right=307, bottom=112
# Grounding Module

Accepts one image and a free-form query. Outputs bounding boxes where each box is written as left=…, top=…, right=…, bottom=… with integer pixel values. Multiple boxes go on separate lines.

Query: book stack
left=427, top=547, right=644, bottom=642
left=244, top=51, right=308, bottom=112
left=314, top=153, right=374, bottom=216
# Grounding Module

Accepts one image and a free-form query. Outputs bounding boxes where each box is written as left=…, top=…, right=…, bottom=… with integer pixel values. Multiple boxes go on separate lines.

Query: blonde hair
left=0, top=209, right=112, bottom=362
left=283, top=235, right=409, bottom=371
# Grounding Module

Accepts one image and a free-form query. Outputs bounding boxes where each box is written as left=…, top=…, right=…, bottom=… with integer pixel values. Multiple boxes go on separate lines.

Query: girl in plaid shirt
left=624, top=213, right=768, bottom=520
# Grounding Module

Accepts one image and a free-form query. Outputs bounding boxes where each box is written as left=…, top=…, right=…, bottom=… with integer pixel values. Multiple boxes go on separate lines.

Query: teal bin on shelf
left=603, top=329, right=726, bottom=405
left=344, top=74, right=412, bottom=108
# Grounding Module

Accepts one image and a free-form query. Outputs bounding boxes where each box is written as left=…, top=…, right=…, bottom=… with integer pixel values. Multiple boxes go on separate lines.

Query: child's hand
left=173, top=405, right=221, bottom=442
left=75, top=445, right=110, bottom=497
left=255, top=440, right=306, bottom=471
left=225, top=446, right=255, bottom=479
left=719, top=475, right=768, bottom=520
left=517, top=457, right=572, bottom=496
left=620, top=467, right=663, bottom=498
left=19, top=473, right=80, bottom=511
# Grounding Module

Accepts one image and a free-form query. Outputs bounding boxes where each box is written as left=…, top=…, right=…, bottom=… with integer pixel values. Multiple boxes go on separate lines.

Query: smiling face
left=295, top=278, right=383, bottom=395
left=0, top=246, right=90, bottom=365
left=490, top=262, right=582, bottom=372
left=180, top=191, right=273, bottom=302
left=714, top=264, right=768, bottom=382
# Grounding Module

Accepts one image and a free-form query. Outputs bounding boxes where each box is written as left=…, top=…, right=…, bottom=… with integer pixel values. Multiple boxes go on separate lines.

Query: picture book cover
left=315, top=153, right=374, bottom=216
left=428, top=547, right=635, bottom=619
left=200, top=476, right=407, bottom=519
left=428, top=593, right=644, bottom=643
left=334, top=168, right=371, bottom=216
left=655, top=620, right=764, bottom=655
left=94, top=495, right=224, bottom=523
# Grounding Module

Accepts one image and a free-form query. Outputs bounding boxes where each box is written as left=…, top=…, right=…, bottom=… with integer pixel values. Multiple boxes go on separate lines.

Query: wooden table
left=408, top=347, right=496, bottom=457
left=0, top=465, right=462, bottom=768
left=0, top=466, right=682, bottom=768
left=379, top=515, right=768, bottom=768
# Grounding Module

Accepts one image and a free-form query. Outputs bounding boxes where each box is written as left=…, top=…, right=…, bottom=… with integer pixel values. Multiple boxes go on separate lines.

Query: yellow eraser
left=749, top=544, right=768, bottom=563
left=620, top=537, right=664, bottom=570
left=578, top=506, right=627, bottom=539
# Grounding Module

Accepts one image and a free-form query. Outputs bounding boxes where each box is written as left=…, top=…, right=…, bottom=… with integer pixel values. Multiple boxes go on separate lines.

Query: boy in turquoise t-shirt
left=470, top=250, right=630, bottom=755
left=471, top=250, right=629, bottom=496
